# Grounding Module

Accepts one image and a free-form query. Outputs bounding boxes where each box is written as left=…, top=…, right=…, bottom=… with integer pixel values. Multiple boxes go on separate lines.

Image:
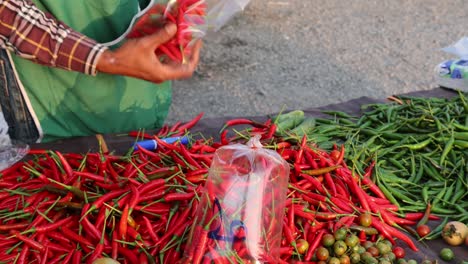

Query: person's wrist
left=96, top=49, right=117, bottom=74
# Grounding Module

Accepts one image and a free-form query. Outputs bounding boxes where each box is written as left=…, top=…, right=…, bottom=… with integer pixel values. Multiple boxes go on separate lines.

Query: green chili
left=425, top=216, right=448, bottom=240
left=440, top=131, right=455, bottom=165
left=450, top=176, right=466, bottom=204
left=400, top=137, right=432, bottom=150
left=411, top=156, right=425, bottom=183
left=421, top=186, right=429, bottom=204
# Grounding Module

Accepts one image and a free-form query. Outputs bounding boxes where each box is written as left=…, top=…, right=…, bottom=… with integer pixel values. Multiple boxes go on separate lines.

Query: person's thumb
left=148, top=23, right=177, bottom=46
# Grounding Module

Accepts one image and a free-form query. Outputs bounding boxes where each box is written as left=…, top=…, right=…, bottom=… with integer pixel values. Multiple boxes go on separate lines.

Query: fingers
left=161, top=63, right=196, bottom=81
left=188, top=40, right=202, bottom=69
left=144, top=23, right=178, bottom=47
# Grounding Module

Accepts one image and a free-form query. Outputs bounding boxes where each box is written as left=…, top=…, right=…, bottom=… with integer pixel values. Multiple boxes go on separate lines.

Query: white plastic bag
left=435, top=37, right=468, bottom=91
left=0, top=112, right=28, bottom=171
left=107, top=0, right=252, bottom=63
left=204, top=0, right=251, bottom=31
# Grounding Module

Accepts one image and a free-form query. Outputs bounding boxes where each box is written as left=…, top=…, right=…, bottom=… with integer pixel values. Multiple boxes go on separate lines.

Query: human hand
left=96, top=23, right=201, bottom=83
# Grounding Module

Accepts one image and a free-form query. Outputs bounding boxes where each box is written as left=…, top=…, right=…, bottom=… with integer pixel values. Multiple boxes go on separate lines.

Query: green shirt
left=11, top=0, right=171, bottom=142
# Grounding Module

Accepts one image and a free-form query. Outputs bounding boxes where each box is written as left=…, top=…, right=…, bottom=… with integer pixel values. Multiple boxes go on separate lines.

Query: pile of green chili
left=306, top=92, right=468, bottom=223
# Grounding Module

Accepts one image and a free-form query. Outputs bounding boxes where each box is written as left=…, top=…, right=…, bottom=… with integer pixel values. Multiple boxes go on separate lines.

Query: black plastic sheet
left=31, top=87, right=468, bottom=263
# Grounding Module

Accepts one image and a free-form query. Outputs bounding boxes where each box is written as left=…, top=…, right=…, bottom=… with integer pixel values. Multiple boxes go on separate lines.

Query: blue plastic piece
left=451, top=68, right=463, bottom=79
left=134, top=136, right=189, bottom=150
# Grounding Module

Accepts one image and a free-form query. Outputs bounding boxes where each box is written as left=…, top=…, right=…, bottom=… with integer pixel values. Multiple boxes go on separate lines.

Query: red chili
left=376, top=207, right=409, bottom=227
left=177, top=112, right=204, bottom=132
left=137, top=144, right=162, bottom=161
left=88, top=189, right=128, bottom=213
left=288, top=204, right=295, bottom=235
left=81, top=214, right=104, bottom=243
left=16, top=244, right=30, bottom=264
left=302, top=191, right=327, bottom=202
left=129, top=184, right=140, bottom=212
left=71, top=249, right=83, bottom=264
left=128, top=131, right=154, bottom=139
left=323, top=172, right=337, bottom=196
left=158, top=45, right=180, bottom=61
left=207, top=245, right=226, bottom=264
left=46, top=154, right=61, bottom=182
left=142, top=216, right=159, bottom=243
left=223, top=118, right=255, bottom=128
left=139, top=252, right=149, bottom=264
left=39, top=246, right=48, bottom=264
left=11, top=231, right=45, bottom=252
left=282, top=222, right=296, bottom=246
left=157, top=125, right=169, bottom=137
left=111, top=230, right=118, bottom=260
left=61, top=226, right=93, bottom=249
left=361, top=177, right=386, bottom=200
left=94, top=207, right=108, bottom=231
left=27, top=217, right=72, bottom=234
left=164, top=191, right=195, bottom=202
left=293, top=208, right=316, bottom=222
left=404, top=212, right=440, bottom=221
left=304, top=229, right=325, bottom=261
left=186, top=173, right=208, bottom=184
left=118, top=246, right=139, bottom=263
left=157, top=205, right=191, bottom=245
left=114, top=195, right=130, bottom=209
left=119, top=204, right=129, bottom=240
left=349, top=175, right=371, bottom=212
left=0, top=160, right=24, bottom=176
left=192, top=227, right=209, bottom=264
left=385, top=223, right=419, bottom=251
left=137, top=188, right=166, bottom=203
left=169, top=121, right=182, bottom=133
left=182, top=144, right=202, bottom=168
left=299, top=174, right=326, bottom=194
left=128, top=225, right=145, bottom=243
left=55, top=151, right=73, bottom=181
left=262, top=123, right=277, bottom=140
left=301, top=165, right=340, bottom=176
left=73, top=171, right=111, bottom=183
left=125, top=160, right=150, bottom=179
left=296, top=135, right=308, bottom=164
left=145, top=166, right=178, bottom=179
left=370, top=216, right=396, bottom=245
left=87, top=243, right=104, bottom=263
left=416, top=203, right=432, bottom=227
left=42, top=241, right=70, bottom=253
left=60, top=248, right=74, bottom=264
left=46, top=231, right=71, bottom=245
left=0, top=222, right=29, bottom=231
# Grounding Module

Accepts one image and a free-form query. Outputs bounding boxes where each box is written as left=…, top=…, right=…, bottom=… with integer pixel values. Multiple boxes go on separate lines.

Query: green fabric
left=11, top=0, right=171, bottom=142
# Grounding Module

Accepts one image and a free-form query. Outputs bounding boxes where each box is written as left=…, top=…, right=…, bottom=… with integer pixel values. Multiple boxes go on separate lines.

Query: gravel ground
left=166, top=0, right=468, bottom=123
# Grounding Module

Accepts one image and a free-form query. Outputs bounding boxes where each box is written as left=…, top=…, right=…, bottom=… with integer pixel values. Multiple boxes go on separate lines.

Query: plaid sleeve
left=0, top=0, right=107, bottom=75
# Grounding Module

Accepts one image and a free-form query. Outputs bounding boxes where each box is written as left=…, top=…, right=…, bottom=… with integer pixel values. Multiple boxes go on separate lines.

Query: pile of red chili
left=0, top=113, right=435, bottom=263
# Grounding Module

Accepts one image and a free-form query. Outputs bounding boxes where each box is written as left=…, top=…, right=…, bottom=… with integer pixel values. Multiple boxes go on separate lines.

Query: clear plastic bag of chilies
left=181, top=135, right=290, bottom=264
left=125, top=0, right=252, bottom=63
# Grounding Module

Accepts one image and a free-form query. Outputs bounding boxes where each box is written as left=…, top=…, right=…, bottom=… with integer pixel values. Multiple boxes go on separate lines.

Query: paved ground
left=166, top=0, right=468, bottom=123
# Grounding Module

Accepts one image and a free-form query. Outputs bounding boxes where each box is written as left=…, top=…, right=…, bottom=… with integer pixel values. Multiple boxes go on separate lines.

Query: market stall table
left=26, top=86, right=468, bottom=263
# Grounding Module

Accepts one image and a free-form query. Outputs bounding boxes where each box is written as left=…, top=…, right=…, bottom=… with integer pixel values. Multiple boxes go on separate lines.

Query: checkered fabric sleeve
left=0, top=0, right=107, bottom=75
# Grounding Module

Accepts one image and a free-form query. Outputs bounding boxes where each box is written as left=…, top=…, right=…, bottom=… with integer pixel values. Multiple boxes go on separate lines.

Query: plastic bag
left=435, top=37, right=468, bottom=91
left=125, top=0, right=251, bottom=63
left=0, top=112, right=28, bottom=171
left=181, top=135, right=290, bottom=264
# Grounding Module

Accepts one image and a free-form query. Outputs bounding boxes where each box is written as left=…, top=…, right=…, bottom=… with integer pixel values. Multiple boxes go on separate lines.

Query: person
left=0, top=0, right=202, bottom=144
